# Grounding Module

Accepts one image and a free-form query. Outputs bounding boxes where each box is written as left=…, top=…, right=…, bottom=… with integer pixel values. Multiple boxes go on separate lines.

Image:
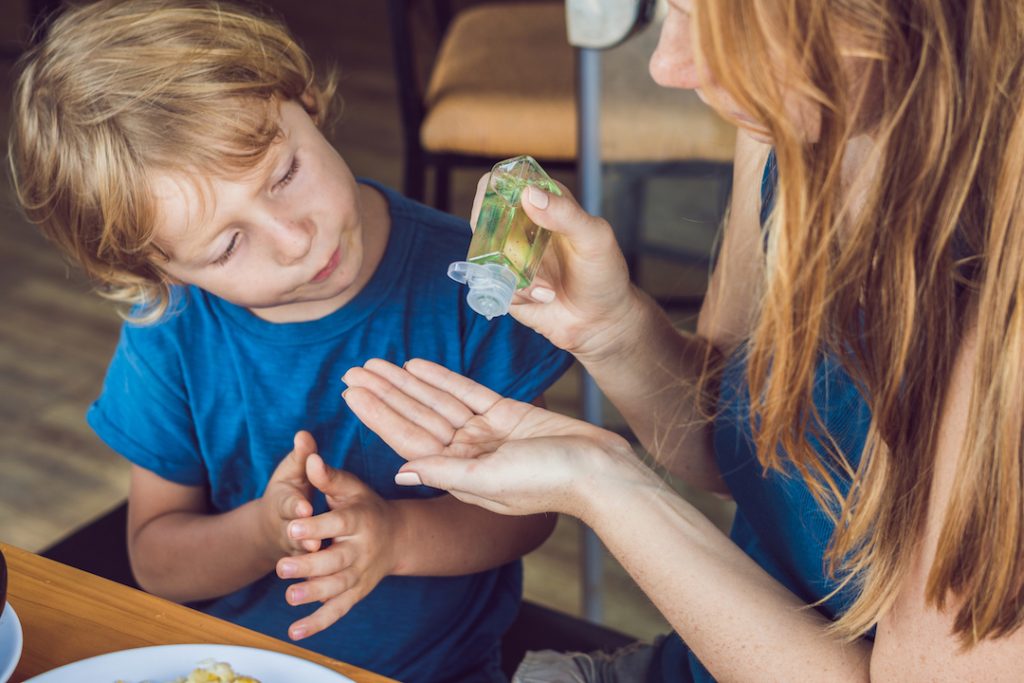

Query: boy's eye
left=274, top=156, right=301, bottom=191
left=214, top=233, right=240, bottom=266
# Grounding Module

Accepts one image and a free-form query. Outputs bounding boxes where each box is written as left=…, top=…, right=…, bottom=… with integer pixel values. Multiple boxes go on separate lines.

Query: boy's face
left=150, top=100, right=372, bottom=322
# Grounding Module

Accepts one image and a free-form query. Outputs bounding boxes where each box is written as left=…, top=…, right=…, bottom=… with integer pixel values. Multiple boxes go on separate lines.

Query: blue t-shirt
left=649, top=152, right=872, bottom=682
left=87, top=180, right=574, bottom=683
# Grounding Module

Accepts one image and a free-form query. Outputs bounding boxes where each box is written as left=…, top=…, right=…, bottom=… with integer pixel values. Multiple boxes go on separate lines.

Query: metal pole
left=577, top=45, right=605, bottom=624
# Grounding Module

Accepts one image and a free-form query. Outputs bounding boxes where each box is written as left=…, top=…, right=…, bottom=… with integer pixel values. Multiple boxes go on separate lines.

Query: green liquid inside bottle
left=448, top=156, right=562, bottom=320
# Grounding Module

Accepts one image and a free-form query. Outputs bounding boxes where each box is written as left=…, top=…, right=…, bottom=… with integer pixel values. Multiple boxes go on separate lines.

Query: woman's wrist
left=573, top=285, right=653, bottom=367
left=572, top=435, right=663, bottom=528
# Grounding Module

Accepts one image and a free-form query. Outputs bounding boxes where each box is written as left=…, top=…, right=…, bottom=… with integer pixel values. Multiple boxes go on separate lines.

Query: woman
left=341, top=0, right=1024, bottom=679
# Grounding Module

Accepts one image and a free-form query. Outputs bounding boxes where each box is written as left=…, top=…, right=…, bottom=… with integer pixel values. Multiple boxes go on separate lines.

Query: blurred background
left=0, top=0, right=735, bottom=642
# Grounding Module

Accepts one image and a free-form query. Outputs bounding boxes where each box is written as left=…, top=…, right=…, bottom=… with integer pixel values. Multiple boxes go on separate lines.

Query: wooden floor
left=0, top=0, right=734, bottom=643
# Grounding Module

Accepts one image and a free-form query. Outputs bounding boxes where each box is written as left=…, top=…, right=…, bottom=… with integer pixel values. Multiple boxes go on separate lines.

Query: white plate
left=23, top=644, right=355, bottom=683
left=0, top=602, right=23, bottom=683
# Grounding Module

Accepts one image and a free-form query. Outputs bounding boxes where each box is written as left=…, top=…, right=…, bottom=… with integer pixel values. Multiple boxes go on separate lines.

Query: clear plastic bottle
left=448, top=155, right=562, bottom=319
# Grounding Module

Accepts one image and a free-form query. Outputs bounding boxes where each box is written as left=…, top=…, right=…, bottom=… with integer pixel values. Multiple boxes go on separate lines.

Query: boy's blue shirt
left=87, top=179, right=573, bottom=683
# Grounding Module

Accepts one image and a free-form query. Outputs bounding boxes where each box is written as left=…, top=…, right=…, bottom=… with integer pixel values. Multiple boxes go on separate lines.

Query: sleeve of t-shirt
left=460, top=307, right=574, bottom=404
left=86, top=323, right=206, bottom=486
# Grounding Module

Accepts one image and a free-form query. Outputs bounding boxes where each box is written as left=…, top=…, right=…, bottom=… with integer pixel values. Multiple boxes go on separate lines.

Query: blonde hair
left=694, top=0, right=1024, bottom=645
left=8, top=0, right=339, bottom=322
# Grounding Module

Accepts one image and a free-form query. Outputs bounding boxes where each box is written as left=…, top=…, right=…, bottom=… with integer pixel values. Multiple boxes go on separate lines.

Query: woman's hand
left=260, top=431, right=320, bottom=557
left=469, top=174, right=643, bottom=363
left=276, top=454, right=398, bottom=641
left=341, top=358, right=651, bottom=520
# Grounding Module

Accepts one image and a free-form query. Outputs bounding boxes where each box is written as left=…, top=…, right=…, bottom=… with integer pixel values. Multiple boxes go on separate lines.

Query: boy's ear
left=298, top=90, right=321, bottom=125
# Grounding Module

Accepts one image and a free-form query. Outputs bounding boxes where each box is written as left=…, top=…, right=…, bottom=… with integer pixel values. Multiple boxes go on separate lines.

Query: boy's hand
left=261, top=431, right=320, bottom=557
left=275, top=454, right=399, bottom=641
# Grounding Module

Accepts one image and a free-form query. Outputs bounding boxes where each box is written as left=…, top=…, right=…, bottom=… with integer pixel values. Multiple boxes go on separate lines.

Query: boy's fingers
left=272, top=431, right=317, bottom=482
left=402, top=359, right=503, bottom=416
left=278, top=544, right=354, bottom=580
left=361, top=358, right=475, bottom=428
left=278, top=493, right=310, bottom=521
left=293, top=430, right=318, bottom=455
left=285, top=569, right=358, bottom=607
left=289, top=590, right=361, bottom=641
left=305, top=453, right=368, bottom=500
left=342, top=387, right=448, bottom=459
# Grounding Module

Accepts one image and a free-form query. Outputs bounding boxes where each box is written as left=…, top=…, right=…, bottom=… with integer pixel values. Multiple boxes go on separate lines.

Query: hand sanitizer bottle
left=448, top=155, right=562, bottom=320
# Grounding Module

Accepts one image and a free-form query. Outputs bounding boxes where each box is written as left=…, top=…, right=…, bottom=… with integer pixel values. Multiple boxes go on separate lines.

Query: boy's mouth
left=311, top=247, right=341, bottom=283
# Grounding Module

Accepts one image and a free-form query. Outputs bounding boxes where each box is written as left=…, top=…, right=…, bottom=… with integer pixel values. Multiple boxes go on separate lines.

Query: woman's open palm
left=341, top=358, right=638, bottom=517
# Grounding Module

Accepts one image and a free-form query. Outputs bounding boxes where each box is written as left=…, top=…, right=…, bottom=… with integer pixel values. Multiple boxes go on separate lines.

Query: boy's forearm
left=129, top=499, right=280, bottom=602
left=388, top=495, right=557, bottom=576
left=580, top=287, right=727, bottom=492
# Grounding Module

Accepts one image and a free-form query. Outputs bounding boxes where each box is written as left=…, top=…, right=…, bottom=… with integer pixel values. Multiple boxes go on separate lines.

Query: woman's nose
left=649, top=11, right=703, bottom=90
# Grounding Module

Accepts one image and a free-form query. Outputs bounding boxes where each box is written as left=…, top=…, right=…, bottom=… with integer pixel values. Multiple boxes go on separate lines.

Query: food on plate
left=117, top=660, right=260, bottom=683
left=174, top=660, right=260, bottom=683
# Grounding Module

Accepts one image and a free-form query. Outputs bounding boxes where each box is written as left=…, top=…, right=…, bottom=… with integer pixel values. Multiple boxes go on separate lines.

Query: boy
left=8, top=2, right=572, bottom=681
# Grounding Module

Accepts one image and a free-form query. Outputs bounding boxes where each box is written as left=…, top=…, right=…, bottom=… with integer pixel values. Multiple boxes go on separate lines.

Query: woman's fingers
left=361, top=358, right=475, bottom=428
left=342, top=386, right=447, bottom=459
left=395, top=455, right=493, bottom=499
left=520, top=183, right=621, bottom=261
left=402, top=359, right=503, bottom=415
left=342, top=366, right=457, bottom=445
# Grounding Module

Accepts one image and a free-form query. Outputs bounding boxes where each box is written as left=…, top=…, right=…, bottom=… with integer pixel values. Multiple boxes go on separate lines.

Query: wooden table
left=2, top=543, right=396, bottom=683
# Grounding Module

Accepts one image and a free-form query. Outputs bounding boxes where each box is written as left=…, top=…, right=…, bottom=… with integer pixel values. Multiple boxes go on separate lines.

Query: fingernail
left=279, top=561, right=297, bottom=578
left=291, top=626, right=307, bottom=640
left=289, top=587, right=306, bottom=602
left=528, top=186, right=549, bottom=209
left=395, top=471, right=423, bottom=486
left=531, top=287, right=555, bottom=303
left=289, top=523, right=306, bottom=538
left=341, top=389, right=350, bottom=400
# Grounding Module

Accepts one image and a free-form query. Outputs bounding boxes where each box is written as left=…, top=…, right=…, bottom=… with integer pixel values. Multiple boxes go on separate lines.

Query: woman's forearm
left=578, top=286, right=727, bottom=492
left=580, top=459, right=871, bottom=682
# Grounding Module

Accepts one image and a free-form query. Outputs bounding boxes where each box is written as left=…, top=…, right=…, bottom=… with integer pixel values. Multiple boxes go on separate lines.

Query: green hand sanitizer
left=448, top=155, right=562, bottom=320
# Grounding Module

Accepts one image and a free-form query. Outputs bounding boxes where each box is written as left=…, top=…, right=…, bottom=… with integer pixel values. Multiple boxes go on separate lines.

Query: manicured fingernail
left=279, top=561, right=297, bottom=578
left=531, top=287, right=555, bottom=303
left=289, top=522, right=306, bottom=538
left=528, top=186, right=549, bottom=209
left=395, top=472, right=422, bottom=486
left=291, top=626, right=307, bottom=640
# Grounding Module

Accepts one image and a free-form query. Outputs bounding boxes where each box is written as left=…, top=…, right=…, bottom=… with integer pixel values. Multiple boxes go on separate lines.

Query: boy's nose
left=269, top=218, right=315, bottom=264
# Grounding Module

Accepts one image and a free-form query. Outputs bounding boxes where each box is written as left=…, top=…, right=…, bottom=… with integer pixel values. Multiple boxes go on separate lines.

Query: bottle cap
left=447, top=261, right=518, bottom=320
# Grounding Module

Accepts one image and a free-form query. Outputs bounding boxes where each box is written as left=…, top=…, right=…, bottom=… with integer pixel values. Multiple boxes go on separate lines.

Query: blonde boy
left=9, top=2, right=571, bottom=681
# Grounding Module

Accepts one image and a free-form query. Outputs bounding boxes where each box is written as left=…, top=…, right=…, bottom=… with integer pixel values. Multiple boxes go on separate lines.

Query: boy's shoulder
left=119, top=287, right=221, bottom=352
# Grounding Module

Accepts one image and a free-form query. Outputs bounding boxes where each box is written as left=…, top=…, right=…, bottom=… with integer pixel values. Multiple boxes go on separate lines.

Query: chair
left=500, top=599, right=636, bottom=676
left=387, top=0, right=736, bottom=301
left=40, top=500, right=139, bottom=590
